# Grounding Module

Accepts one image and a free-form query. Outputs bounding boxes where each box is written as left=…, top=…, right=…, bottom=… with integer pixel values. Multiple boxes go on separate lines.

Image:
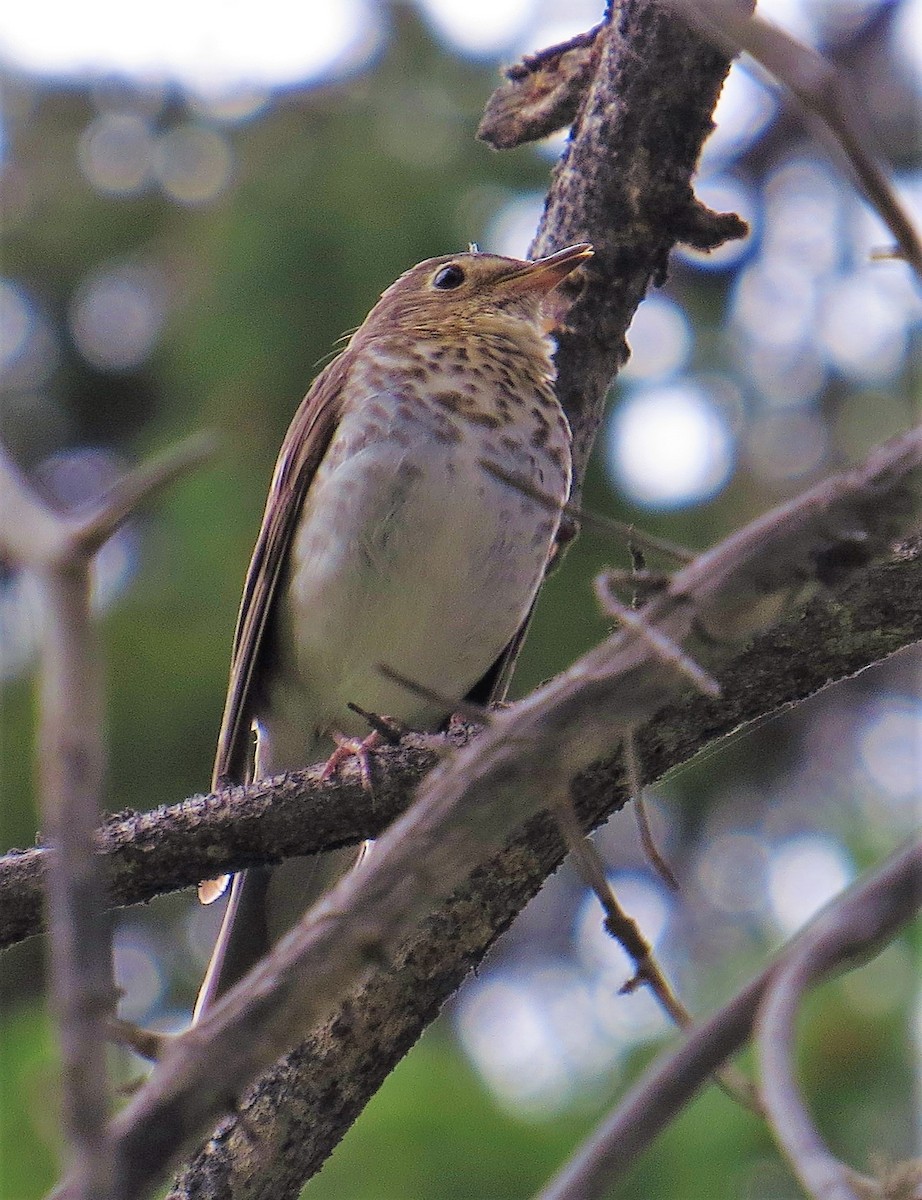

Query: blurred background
left=0, top=0, right=919, bottom=1196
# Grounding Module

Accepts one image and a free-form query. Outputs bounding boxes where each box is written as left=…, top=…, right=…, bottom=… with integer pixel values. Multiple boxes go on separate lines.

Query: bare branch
left=70, top=432, right=218, bottom=556
left=479, top=456, right=696, bottom=563
left=0, top=435, right=216, bottom=1200
left=675, top=0, right=922, bottom=278
left=622, top=727, right=678, bottom=892
left=534, top=839, right=922, bottom=1200
left=527, top=0, right=746, bottom=493
left=44, top=425, right=922, bottom=1200
left=756, top=849, right=922, bottom=1199
left=5, top=434, right=920, bottom=961
left=36, top=560, right=115, bottom=1200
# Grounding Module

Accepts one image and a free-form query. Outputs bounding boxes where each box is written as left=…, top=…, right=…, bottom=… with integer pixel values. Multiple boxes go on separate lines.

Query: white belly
left=261, top=405, right=568, bottom=773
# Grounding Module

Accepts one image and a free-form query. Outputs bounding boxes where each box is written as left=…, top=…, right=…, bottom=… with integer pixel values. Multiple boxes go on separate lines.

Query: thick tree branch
left=46, top=427, right=922, bottom=1200
left=756, top=849, right=922, bottom=1200
left=5, top=456, right=920, bottom=955
left=529, top=0, right=744, bottom=494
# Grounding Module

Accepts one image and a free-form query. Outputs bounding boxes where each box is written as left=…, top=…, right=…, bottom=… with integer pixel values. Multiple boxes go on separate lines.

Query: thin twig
left=376, top=663, right=493, bottom=725
left=534, top=839, right=922, bottom=1200
left=756, top=842, right=922, bottom=1200
left=0, top=436, right=216, bottom=1200
left=675, top=0, right=922, bottom=278
left=71, top=432, right=218, bottom=555
left=622, top=728, right=678, bottom=891
left=479, top=457, right=696, bottom=563
left=593, top=579, right=722, bottom=697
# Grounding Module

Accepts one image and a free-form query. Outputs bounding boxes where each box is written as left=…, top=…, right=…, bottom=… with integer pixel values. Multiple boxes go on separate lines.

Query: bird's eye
left=432, top=264, right=466, bottom=290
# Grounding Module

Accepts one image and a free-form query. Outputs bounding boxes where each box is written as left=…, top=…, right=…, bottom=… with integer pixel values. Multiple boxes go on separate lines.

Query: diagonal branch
left=756, top=848, right=922, bottom=1200
left=534, top=839, right=922, bottom=1200
left=46, top=426, right=922, bottom=1200
left=675, top=0, right=922, bottom=277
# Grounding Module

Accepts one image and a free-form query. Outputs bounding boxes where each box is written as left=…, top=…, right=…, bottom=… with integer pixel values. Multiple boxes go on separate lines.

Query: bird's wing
left=468, top=516, right=571, bottom=708
left=198, top=353, right=351, bottom=903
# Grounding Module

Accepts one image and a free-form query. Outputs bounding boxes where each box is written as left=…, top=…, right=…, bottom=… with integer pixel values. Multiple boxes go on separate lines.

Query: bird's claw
left=321, top=730, right=384, bottom=790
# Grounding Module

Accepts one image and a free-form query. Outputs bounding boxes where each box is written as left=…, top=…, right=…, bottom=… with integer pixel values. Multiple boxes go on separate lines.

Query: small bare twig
left=552, top=598, right=756, bottom=1113
left=593, top=579, right=722, bottom=697
left=535, top=839, right=922, bottom=1200
left=376, top=663, right=493, bottom=726
left=70, top=432, right=218, bottom=555
left=675, top=0, right=922, bottom=278
left=479, top=457, right=696, bottom=563
left=622, top=727, right=678, bottom=892
left=756, top=844, right=922, bottom=1200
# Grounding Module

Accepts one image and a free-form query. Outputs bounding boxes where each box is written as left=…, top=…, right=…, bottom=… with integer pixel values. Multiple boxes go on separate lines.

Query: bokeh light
left=762, top=158, right=843, bottom=277
left=69, top=263, right=167, bottom=371
left=455, top=965, right=606, bottom=1116
left=620, top=295, right=693, bottom=383
left=417, top=0, right=536, bottom=58
left=152, top=124, right=234, bottom=205
left=857, top=696, right=922, bottom=804
left=484, top=191, right=546, bottom=259
left=0, top=279, right=59, bottom=389
left=817, top=274, right=910, bottom=384
left=766, top=834, right=854, bottom=938
left=78, top=111, right=155, bottom=197
left=696, top=832, right=770, bottom=917
left=0, top=449, right=139, bottom=678
left=732, top=258, right=818, bottom=350
left=746, top=409, right=829, bottom=480
left=0, top=0, right=383, bottom=90
left=113, top=924, right=166, bottom=1024
left=701, top=61, right=777, bottom=170
left=606, top=382, right=736, bottom=508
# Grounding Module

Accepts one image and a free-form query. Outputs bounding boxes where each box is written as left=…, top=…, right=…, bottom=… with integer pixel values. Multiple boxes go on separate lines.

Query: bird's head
left=357, top=243, right=593, bottom=344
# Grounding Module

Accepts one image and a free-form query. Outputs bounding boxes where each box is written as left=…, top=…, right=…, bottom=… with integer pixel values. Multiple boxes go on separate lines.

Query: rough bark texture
left=3, top=541, right=920, bottom=957
left=161, top=482, right=921, bottom=1200
left=33, top=3, right=920, bottom=1199
left=166, top=596, right=922, bottom=1200
left=531, top=0, right=744, bottom=493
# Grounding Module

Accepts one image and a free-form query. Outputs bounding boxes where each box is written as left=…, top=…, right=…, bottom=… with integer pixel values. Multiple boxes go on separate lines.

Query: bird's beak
left=505, top=243, right=594, bottom=296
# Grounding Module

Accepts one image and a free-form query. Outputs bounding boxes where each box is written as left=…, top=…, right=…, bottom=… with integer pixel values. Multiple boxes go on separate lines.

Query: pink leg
left=320, top=730, right=384, bottom=790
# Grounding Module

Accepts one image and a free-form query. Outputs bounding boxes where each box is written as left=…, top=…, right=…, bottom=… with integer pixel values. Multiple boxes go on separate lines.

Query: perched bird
left=193, top=242, right=593, bottom=1021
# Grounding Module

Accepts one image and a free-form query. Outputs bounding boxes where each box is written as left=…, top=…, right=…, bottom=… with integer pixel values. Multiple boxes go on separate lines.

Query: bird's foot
left=321, top=730, right=384, bottom=790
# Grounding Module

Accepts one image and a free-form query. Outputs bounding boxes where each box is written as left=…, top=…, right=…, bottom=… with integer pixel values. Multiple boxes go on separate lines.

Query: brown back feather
left=211, top=351, right=352, bottom=790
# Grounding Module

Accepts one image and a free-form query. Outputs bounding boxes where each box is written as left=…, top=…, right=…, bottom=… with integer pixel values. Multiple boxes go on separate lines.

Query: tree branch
left=4, top=446, right=919, bottom=959
left=0, top=435, right=215, bottom=1200
left=756, top=850, right=922, bottom=1200
left=44, top=424, right=922, bottom=1200
left=674, top=0, right=922, bottom=277
left=534, top=839, right=922, bottom=1200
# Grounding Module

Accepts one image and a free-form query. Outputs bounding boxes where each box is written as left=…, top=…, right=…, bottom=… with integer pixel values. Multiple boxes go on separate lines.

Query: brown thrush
left=193, top=243, right=593, bottom=1020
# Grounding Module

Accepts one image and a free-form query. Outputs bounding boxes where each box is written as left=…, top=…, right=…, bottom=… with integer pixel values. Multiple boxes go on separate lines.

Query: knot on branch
left=477, top=23, right=604, bottom=150
left=672, top=196, right=749, bottom=252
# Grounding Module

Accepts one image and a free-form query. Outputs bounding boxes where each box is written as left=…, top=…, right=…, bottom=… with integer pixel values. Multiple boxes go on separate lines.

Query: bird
left=192, top=242, right=593, bottom=1022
